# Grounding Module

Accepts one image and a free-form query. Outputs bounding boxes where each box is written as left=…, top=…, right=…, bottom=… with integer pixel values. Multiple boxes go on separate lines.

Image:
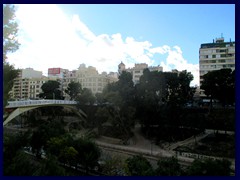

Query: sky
left=7, top=4, right=235, bottom=86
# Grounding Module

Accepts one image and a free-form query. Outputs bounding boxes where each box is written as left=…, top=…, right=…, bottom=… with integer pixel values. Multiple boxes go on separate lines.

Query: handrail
left=6, top=100, right=77, bottom=108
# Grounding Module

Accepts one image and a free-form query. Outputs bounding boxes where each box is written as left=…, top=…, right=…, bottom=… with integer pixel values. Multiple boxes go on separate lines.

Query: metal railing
left=6, top=100, right=77, bottom=108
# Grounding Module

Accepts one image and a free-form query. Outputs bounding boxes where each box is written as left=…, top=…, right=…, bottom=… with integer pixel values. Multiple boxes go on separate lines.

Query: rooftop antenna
left=221, top=33, right=223, bottom=38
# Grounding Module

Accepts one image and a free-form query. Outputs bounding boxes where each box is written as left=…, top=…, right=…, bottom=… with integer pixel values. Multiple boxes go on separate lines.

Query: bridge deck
left=6, top=100, right=77, bottom=108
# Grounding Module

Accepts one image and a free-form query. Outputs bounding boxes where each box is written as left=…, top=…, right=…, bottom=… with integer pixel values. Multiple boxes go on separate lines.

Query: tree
left=201, top=69, right=235, bottom=107
left=65, top=81, right=82, bottom=100
left=3, top=4, right=20, bottom=61
left=35, top=155, right=66, bottom=176
left=4, top=150, right=41, bottom=176
left=3, top=4, right=20, bottom=108
left=135, top=69, right=166, bottom=132
left=101, top=155, right=125, bottom=175
left=164, top=70, right=194, bottom=106
left=46, top=134, right=74, bottom=158
left=187, top=158, right=231, bottom=176
left=73, top=138, right=101, bottom=174
left=134, top=69, right=195, bottom=141
left=117, top=71, right=135, bottom=105
left=39, top=80, right=63, bottom=99
left=96, top=71, right=136, bottom=142
left=95, top=92, right=104, bottom=105
left=3, top=131, right=32, bottom=172
left=155, top=157, right=182, bottom=176
left=3, top=62, right=19, bottom=107
left=30, top=121, right=66, bottom=158
left=125, top=155, right=155, bottom=176
left=76, top=88, right=95, bottom=105
left=58, top=146, right=79, bottom=166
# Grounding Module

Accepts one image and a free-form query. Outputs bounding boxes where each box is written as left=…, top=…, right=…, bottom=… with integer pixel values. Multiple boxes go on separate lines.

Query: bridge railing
left=6, top=100, right=77, bottom=108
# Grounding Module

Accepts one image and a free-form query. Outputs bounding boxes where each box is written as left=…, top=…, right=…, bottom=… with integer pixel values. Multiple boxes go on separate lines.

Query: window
left=228, top=59, right=235, bottom=63
left=228, top=64, right=235, bottom=68
left=218, top=60, right=226, bottom=63
left=212, top=54, right=216, bottom=58
left=220, top=49, right=226, bottom=53
left=135, top=70, right=140, bottom=73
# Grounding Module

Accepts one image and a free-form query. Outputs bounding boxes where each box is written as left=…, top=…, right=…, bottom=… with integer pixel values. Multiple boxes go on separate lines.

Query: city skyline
left=7, top=4, right=235, bottom=86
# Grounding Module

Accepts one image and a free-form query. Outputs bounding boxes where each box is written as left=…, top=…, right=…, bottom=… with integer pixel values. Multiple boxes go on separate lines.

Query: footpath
left=94, top=124, right=235, bottom=172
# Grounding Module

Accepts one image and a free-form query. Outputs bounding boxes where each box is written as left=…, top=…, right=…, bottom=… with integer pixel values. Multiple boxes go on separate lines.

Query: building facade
left=118, top=62, right=163, bottom=84
left=199, top=37, right=235, bottom=97
left=62, top=64, right=118, bottom=99
left=10, top=68, right=59, bottom=100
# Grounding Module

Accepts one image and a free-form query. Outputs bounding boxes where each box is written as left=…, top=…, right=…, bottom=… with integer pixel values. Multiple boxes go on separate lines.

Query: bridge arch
left=3, top=104, right=87, bottom=126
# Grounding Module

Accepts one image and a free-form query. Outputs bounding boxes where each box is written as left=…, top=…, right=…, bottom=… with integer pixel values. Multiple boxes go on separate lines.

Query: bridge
left=4, top=100, right=87, bottom=126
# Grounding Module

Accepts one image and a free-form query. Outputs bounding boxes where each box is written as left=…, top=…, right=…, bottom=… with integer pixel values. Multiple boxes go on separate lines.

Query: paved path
left=95, top=123, right=174, bottom=157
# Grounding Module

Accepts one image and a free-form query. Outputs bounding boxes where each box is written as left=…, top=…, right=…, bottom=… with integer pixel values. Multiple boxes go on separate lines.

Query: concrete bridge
left=4, top=100, right=87, bottom=126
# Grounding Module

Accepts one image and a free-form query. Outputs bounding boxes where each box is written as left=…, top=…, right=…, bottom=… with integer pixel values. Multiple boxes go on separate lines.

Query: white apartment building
left=10, top=68, right=59, bottom=100
left=199, top=37, right=235, bottom=97
left=118, top=62, right=163, bottom=84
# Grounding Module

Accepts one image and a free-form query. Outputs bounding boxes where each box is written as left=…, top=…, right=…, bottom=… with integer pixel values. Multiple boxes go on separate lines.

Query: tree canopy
left=39, top=80, right=63, bottom=99
left=155, top=157, right=182, bottom=176
left=65, top=81, right=82, bottom=100
left=3, top=4, right=20, bottom=61
left=164, top=70, right=194, bottom=106
left=125, top=155, right=155, bottom=176
left=76, top=88, right=96, bottom=105
left=187, top=158, right=231, bottom=176
left=3, top=4, right=20, bottom=107
left=95, top=71, right=136, bottom=142
left=201, top=68, right=235, bottom=106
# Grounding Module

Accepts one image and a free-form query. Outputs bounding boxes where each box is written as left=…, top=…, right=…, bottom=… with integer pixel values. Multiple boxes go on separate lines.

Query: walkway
left=95, top=124, right=175, bottom=158
left=6, top=100, right=77, bottom=108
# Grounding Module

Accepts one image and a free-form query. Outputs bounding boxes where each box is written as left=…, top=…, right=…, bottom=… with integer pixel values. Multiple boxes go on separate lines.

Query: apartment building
left=62, top=64, right=118, bottom=99
left=199, top=37, right=235, bottom=97
left=48, top=67, right=69, bottom=79
left=118, top=62, right=163, bottom=84
left=10, top=68, right=59, bottom=100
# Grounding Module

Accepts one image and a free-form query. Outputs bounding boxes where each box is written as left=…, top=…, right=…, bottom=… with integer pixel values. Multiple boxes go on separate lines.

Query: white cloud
left=160, top=46, right=199, bottom=86
left=7, top=4, right=199, bottom=86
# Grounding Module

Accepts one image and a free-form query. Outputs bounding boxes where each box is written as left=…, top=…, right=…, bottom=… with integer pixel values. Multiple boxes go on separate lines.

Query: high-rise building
left=199, top=37, right=235, bottom=97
